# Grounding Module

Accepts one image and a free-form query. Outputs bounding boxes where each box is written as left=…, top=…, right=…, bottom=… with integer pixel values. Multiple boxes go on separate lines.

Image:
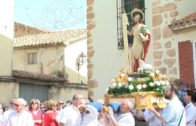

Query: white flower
left=136, top=84, right=142, bottom=90
left=106, top=88, right=109, bottom=92
left=160, top=81, right=165, bottom=85
left=149, top=82, right=154, bottom=86
left=149, top=72, right=155, bottom=77
left=112, top=83, right=117, bottom=87
left=142, top=84, right=147, bottom=88
left=128, top=85, right=134, bottom=90
left=128, top=77, right=133, bottom=82
left=124, top=85, right=128, bottom=88
left=118, top=83, right=122, bottom=87
left=155, top=81, right=161, bottom=86
left=155, top=70, right=160, bottom=75
left=109, top=85, right=114, bottom=89
left=165, top=81, right=170, bottom=85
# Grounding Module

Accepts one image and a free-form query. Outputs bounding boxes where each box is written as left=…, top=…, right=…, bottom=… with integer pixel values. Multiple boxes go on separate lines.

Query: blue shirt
left=162, top=96, right=186, bottom=126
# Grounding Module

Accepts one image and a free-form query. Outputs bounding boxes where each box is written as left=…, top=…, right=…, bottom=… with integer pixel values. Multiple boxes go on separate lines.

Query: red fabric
left=29, top=110, right=43, bottom=126
left=43, top=111, right=58, bottom=126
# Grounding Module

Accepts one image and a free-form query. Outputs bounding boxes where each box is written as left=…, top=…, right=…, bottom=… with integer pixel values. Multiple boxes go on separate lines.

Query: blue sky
left=15, top=0, right=87, bottom=31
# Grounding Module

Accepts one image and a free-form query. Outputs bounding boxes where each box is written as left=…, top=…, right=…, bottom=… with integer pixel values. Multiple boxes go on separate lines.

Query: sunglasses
left=13, top=103, right=20, bottom=107
left=32, top=102, right=38, bottom=104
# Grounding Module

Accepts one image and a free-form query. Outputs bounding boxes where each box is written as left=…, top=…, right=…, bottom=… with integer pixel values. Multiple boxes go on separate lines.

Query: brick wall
left=178, top=41, right=195, bottom=88
left=14, top=22, right=45, bottom=37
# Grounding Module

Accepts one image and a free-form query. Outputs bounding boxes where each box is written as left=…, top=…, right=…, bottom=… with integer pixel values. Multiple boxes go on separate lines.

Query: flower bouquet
left=105, top=70, right=169, bottom=109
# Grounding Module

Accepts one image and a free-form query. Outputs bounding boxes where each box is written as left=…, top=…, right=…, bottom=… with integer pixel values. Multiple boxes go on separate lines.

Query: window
left=27, top=52, right=37, bottom=64
left=117, top=0, right=145, bottom=49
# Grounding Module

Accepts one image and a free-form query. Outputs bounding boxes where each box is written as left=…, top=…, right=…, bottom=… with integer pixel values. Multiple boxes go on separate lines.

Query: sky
left=15, top=0, right=87, bottom=31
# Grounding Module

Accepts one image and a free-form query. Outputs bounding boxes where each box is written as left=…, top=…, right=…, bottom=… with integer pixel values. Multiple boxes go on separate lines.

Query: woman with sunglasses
left=29, top=99, right=43, bottom=126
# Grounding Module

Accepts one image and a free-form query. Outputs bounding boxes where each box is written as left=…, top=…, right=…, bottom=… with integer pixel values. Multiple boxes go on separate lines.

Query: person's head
left=72, top=94, right=85, bottom=107
left=29, top=99, right=40, bottom=111
left=183, top=90, right=195, bottom=104
left=10, top=99, right=17, bottom=110
left=64, top=100, right=72, bottom=107
left=174, top=79, right=186, bottom=89
left=133, top=14, right=142, bottom=23
left=13, top=98, right=27, bottom=113
left=164, top=83, right=178, bottom=100
left=47, top=99, right=57, bottom=111
left=120, top=99, right=134, bottom=113
left=57, top=100, right=64, bottom=110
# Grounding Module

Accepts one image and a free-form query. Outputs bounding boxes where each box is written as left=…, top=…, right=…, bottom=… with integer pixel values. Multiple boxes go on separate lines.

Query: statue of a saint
left=128, top=8, right=151, bottom=72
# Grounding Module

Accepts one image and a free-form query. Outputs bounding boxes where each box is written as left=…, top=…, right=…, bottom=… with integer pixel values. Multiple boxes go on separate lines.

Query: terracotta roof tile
left=169, top=12, right=196, bottom=31
left=13, top=70, right=65, bottom=82
left=14, top=29, right=86, bottom=48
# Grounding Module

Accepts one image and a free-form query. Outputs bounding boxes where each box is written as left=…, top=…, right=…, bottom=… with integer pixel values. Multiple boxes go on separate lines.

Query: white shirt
left=0, top=114, right=3, bottom=126
left=6, top=110, right=34, bottom=126
left=144, top=109, right=162, bottom=126
left=80, top=105, right=99, bottom=126
left=59, top=105, right=81, bottom=126
left=185, top=102, right=196, bottom=126
left=3, top=108, right=14, bottom=125
left=56, top=108, right=63, bottom=122
left=162, top=96, right=186, bottom=126
left=117, top=112, right=135, bottom=126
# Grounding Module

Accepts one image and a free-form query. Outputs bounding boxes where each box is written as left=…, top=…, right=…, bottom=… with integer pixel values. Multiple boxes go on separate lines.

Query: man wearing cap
left=6, top=98, right=34, bottom=126
left=103, top=99, right=135, bottom=126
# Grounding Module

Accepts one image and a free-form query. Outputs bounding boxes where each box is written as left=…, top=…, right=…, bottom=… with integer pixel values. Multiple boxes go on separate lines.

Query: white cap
left=127, top=101, right=134, bottom=110
left=15, top=98, right=27, bottom=106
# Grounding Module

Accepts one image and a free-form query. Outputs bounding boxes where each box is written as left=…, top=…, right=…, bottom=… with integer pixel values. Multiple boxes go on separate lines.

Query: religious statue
left=127, top=8, right=151, bottom=72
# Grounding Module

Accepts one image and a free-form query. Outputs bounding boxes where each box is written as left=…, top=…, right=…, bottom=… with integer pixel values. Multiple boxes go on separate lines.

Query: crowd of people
left=0, top=81, right=196, bottom=126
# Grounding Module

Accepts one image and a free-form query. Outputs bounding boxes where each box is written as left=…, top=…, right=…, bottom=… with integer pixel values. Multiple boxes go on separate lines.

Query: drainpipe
left=192, top=41, right=196, bottom=88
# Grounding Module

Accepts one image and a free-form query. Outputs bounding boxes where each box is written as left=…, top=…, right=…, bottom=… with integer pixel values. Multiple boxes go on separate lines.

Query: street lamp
left=76, top=52, right=87, bottom=81
left=78, top=52, right=86, bottom=66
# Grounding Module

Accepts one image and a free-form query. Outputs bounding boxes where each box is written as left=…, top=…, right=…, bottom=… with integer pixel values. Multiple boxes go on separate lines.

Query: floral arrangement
left=107, top=70, right=170, bottom=96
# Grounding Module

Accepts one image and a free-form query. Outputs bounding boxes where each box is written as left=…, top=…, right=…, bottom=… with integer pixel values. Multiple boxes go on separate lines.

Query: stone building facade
left=12, top=25, right=88, bottom=103
left=86, top=0, right=196, bottom=100
left=151, top=0, right=196, bottom=88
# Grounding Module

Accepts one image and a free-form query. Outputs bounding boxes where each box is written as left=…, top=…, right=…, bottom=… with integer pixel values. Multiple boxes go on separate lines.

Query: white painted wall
left=0, top=0, right=14, bottom=76
left=92, top=0, right=129, bottom=99
left=64, top=39, right=87, bottom=83
left=0, top=0, right=14, bottom=38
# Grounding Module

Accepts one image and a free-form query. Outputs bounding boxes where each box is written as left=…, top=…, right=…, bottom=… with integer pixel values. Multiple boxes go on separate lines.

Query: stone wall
left=14, top=22, right=45, bottom=37
left=152, top=0, right=179, bottom=78
left=86, top=0, right=97, bottom=99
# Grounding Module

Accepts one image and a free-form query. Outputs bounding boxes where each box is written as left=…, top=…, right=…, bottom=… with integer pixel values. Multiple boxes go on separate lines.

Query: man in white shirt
left=183, top=90, right=196, bottom=126
left=144, top=109, right=162, bottom=126
left=149, top=83, right=186, bottom=126
left=6, top=98, right=34, bottom=126
left=3, top=99, right=16, bottom=125
left=80, top=105, right=99, bottom=126
left=59, top=94, right=85, bottom=126
left=103, top=99, right=135, bottom=126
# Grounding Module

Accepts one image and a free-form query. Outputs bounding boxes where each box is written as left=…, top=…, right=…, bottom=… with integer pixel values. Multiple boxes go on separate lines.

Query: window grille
left=117, top=0, right=145, bottom=49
